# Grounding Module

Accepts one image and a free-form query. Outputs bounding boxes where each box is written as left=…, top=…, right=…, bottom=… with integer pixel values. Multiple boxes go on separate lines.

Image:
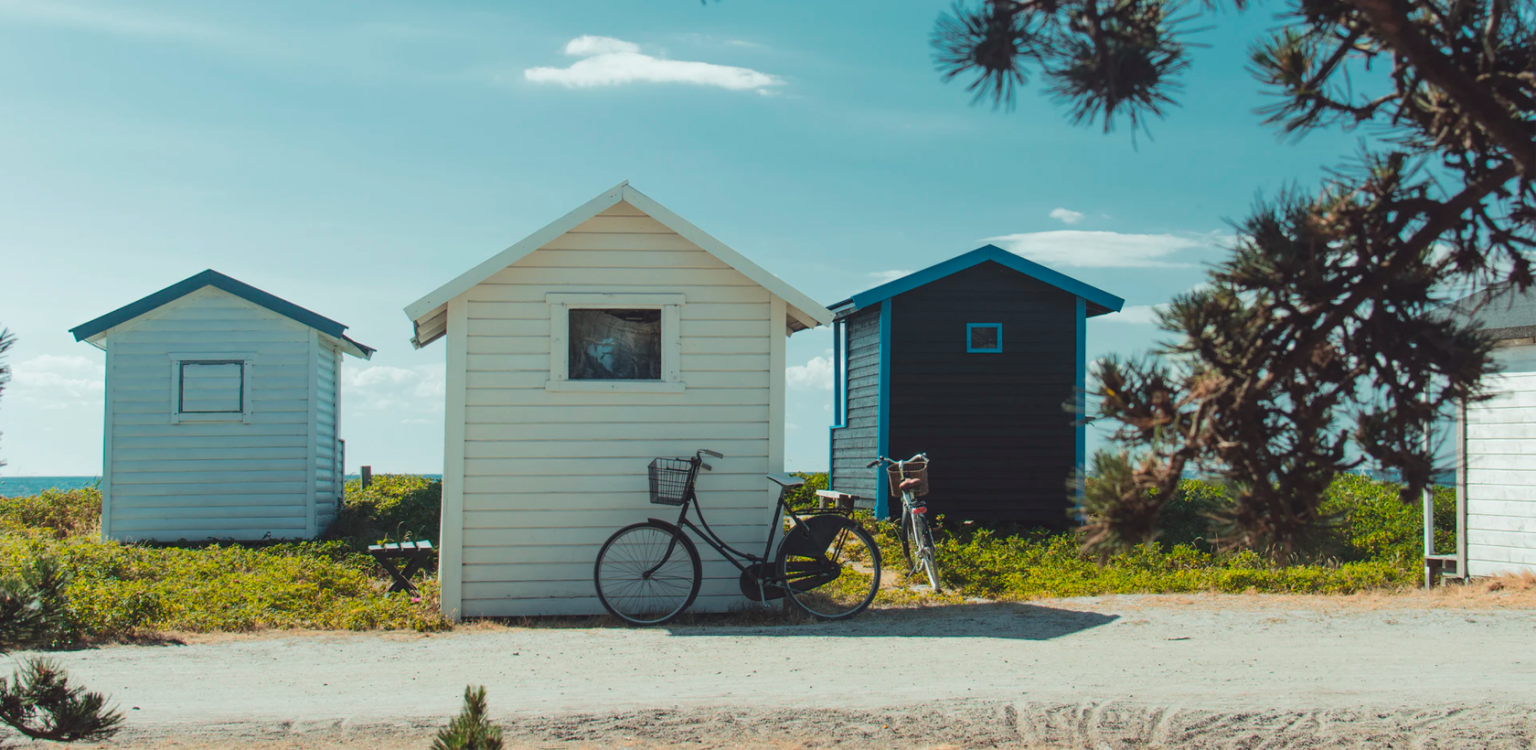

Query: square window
left=967, top=323, right=1002, bottom=353
left=569, top=309, right=662, bottom=380
left=179, top=360, right=244, bottom=413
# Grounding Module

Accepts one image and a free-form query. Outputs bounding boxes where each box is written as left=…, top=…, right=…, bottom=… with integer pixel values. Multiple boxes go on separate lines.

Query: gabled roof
left=404, top=182, right=834, bottom=348
left=1439, top=282, right=1536, bottom=340
left=70, top=270, right=375, bottom=359
left=830, top=245, right=1125, bottom=317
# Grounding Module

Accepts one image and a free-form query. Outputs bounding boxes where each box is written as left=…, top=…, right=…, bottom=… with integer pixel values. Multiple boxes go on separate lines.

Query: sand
left=24, top=594, right=1536, bottom=749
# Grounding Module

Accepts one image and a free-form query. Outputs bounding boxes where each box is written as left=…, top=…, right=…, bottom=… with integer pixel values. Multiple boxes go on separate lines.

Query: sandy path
left=25, top=597, right=1536, bottom=748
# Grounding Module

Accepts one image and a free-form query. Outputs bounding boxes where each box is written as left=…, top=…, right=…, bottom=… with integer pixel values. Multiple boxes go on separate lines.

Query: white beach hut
left=406, top=182, right=832, bottom=619
left=1437, top=284, right=1536, bottom=577
left=70, top=270, right=374, bottom=542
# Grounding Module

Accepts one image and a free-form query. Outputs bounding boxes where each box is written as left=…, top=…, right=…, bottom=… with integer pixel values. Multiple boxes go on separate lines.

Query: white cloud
left=868, top=269, right=912, bottom=285
left=1049, top=208, right=1085, bottom=225
left=985, top=230, right=1224, bottom=269
left=525, top=35, right=784, bottom=92
left=786, top=356, right=833, bottom=391
left=1100, top=304, right=1166, bottom=325
left=8, top=355, right=105, bottom=409
left=343, top=364, right=445, bottom=413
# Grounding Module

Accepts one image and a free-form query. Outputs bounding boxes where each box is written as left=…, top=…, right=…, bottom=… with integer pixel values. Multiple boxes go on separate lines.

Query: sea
left=0, top=474, right=443, bottom=497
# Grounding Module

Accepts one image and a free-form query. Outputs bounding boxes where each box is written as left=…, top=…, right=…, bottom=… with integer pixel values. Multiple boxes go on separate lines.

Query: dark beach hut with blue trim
left=70, top=270, right=374, bottom=542
left=827, top=245, right=1123, bottom=525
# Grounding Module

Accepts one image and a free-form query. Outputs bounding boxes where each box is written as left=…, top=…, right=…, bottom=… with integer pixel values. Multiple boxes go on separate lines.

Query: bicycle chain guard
left=739, top=563, right=784, bottom=601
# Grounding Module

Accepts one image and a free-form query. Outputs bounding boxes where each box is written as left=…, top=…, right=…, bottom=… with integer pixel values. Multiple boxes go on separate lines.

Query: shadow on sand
left=663, top=601, right=1119, bottom=640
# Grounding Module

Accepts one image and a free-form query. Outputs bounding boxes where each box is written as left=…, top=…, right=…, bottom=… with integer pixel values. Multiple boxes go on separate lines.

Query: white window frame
left=545, top=293, right=684, bottom=393
left=169, top=352, right=255, bottom=423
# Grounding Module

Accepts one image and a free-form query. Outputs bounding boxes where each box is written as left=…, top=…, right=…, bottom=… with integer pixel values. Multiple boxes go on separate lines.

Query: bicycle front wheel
left=594, top=522, right=701, bottom=626
left=912, top=513, right=941, bottom=591
left=778, top=517, right=881, bottom=620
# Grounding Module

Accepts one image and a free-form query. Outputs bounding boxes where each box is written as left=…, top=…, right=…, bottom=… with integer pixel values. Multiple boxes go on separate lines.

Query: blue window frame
left=967, top=323, right=1002, bottom=353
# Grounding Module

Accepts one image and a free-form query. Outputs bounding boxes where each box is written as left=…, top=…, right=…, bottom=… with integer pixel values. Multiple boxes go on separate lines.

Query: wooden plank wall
left=104, top=288, right=317, bottom=541
left=886, top=262, right=1077, bottom=524
left=454, top=201, right=779, bottom=617
left=829, top=305, right=881, bottom=500
left=1464, top=343, right=1536, bottom=576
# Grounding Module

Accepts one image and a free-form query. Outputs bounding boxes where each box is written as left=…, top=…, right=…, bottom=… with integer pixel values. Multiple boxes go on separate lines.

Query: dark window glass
left=969, top=324, right=1001, bottom=352
left=569, top=309, right=662, bottom=380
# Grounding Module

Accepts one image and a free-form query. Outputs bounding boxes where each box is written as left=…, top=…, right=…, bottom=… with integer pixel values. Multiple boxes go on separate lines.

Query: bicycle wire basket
left=887, top=458, right=929, bottom=497
left=648, top=457, right=695, bottom=506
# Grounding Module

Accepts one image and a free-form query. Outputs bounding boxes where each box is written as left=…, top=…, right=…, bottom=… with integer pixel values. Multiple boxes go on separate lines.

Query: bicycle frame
left=644, top=457, right=819, bottom=584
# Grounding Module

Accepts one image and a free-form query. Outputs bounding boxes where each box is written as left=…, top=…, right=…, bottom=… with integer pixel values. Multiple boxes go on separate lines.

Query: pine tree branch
left=1349, top=0, right=1536, bottom=175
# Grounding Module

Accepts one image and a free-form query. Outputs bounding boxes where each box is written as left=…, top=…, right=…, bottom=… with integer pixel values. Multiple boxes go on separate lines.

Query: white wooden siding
left=102, top=288, right=322, bottom=542
left=1464, top=344, right=1536, bottom=576
left=314, top=340, right=340, bottom=533
left=452, top=201, right=783, bottom=617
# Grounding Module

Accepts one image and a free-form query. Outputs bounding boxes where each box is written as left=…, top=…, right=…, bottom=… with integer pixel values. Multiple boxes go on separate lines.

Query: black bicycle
left=593, top=449, right=882, bottom=625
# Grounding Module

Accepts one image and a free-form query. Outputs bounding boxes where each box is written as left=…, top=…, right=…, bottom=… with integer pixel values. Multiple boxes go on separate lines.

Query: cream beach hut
left=406, top=182, right=832, bottom=619
left=70, top=270, right=374, bottom=542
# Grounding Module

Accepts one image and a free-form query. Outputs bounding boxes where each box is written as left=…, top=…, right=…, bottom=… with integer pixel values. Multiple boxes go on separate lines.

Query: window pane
left=969, top=325, right=1000, bottom=351
left=569, top=309, right=662, bottom=380
left=180, top=361, right=243, bottom=413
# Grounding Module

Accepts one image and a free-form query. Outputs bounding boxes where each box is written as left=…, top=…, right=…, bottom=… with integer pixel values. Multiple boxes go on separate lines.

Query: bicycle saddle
left=899, top=477, right=922, bottom=490
left=767, top=473, right=805, bottom=488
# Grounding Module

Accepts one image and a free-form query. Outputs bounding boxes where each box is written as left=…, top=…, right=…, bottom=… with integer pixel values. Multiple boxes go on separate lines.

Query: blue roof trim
left=835, top=245, right=1125, bottom=317
left=70, top=270, right=376, bottom=356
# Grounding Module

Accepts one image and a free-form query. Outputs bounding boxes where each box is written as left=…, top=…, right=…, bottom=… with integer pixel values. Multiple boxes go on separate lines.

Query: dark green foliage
left=0, top=487, right=449, bottom=638
left=432, top=686, right=504, bottom=750
left=331, top=474, right=443, bottom=547
left=933, top=1, right=1535, bottom=558
left=0, top=487, right=101, bottom=539
left=0, top=658, right=122, bottom=742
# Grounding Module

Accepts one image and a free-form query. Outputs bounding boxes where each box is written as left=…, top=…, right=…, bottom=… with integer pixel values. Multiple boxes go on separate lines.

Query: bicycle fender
left=779, top=514, right=858, bottom=558
left=645, top=518, right=686, bottom=535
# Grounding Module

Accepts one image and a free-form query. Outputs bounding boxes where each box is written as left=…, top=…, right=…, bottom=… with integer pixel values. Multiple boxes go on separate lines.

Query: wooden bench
left=815, top=490, right=874, bottom=511
left=367, top=540, right=434, bottom=594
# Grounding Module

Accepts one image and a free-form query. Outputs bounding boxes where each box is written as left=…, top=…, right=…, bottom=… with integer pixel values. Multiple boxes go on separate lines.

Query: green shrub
left=331, top=474, right=442, bottom=547
left=0, top=487, right=101, bottom=539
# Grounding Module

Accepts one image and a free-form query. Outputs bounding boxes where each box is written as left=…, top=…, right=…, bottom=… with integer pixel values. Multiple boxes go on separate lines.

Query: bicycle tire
left=594, top=521, right=701, bottom=626
left=912, top=513, right=941, bottom=592
left=778, top=517, right=881, bottom=620
left=898, top=506, right=916, bottom=574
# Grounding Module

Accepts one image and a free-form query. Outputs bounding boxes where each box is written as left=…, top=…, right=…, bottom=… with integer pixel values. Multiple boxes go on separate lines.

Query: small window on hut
left=170, top=354, right=254, bottom=423
left=180, top=361, right=244, bottom=412
left=967, top=323, right=1002, bottom=353
left=569, top=309, right=662, bottom=380
left=545, top=293, right=683, bottom=392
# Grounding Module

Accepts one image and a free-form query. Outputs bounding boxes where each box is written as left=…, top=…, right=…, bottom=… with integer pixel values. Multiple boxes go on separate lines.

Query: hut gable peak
left=69, top=269, right=374, bottom=359
left=404, top=182, right=833, bottom=348
left=831, top=245, right=1126, bottom=318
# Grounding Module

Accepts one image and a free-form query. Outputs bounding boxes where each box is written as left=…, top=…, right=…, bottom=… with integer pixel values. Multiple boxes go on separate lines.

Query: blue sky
left=0, top=0, right=1364, bottom=475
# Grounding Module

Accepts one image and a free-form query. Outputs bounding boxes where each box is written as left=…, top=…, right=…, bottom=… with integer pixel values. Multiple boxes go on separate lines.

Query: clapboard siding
left=887, top=263, right=1078, bottom=524
left=453, top=201, right=781, bottom=617
left=96, top=286, right=362, bottom=542
left=1463, top=346, right=1536, bottom=576
left=829, top=304, right=881, bottom=500
left=102, top=289, right=310, bottom=541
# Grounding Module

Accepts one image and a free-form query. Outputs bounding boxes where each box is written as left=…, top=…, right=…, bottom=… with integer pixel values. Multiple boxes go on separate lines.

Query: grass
left=855, top=472, right=1459, bottom=602
left=0, top=485, right=447, bottom=644
left=0, top=470, right=1505, bottom=641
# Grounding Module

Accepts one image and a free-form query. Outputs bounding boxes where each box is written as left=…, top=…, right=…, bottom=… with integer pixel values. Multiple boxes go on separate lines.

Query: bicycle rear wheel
left=778, top=517, right=881, bottom=620
left=594, top=521, right=701, bottom=625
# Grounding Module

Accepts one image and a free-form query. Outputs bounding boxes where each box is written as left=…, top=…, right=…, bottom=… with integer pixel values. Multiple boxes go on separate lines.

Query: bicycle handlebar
left=867, top=453, right=928, bottom=468
left=699, top=449, right=724, bottom=459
